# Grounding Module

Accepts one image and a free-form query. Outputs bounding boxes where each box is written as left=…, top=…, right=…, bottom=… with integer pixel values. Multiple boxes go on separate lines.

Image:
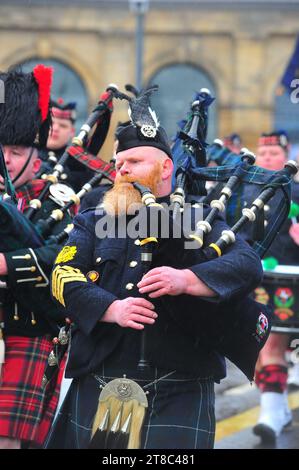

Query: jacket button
left=264, top=205, right=270, bottom=212
left=129, top=261, right=138, bottom=268
left=125, top=283, right=134, bottom=290
left=96, top=257, right=102, bottom=264
left=134, top=239, right=141, bottom=246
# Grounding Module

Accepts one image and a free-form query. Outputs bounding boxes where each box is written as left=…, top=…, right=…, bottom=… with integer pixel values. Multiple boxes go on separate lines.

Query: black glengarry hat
left=115, top=85, right=172, bottom=159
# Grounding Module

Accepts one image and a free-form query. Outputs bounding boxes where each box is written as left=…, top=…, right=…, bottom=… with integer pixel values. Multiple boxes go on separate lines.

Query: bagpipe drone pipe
left=170, top=88, right=214, bottom=217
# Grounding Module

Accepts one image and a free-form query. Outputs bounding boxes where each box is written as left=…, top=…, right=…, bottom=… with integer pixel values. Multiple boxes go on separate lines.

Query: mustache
left=114, top=175, right=143, bottom=187
left=114, top=171, right=161, bottom=192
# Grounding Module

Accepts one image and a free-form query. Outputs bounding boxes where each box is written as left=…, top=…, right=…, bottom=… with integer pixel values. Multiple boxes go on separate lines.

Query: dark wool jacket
left=51, top=199, right=263, bottom=381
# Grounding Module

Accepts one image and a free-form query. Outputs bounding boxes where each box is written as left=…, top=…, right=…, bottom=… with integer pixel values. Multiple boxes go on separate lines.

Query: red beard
left=103, top=162, right=162, bottom=216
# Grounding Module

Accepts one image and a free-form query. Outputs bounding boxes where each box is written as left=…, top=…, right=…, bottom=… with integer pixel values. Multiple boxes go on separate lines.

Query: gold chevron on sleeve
left=52, top=265, right=87, bottom=307
left=54, top=268, right=87, bottom=307
left=54, top=266, right=87, bottom=307
left=56, top=271, right=86, bottom=305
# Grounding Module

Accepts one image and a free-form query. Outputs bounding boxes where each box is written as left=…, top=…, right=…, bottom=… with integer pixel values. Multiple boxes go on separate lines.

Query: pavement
left=214, top=361, right=299, bottom=449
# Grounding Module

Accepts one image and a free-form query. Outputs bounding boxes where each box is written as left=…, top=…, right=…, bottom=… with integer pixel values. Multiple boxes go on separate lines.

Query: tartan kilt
left=0, top=335, right=65, bottom=446
left=45, top=367, right=215, bottom=449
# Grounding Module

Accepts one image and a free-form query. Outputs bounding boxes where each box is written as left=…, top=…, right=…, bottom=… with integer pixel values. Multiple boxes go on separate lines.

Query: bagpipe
left=170, top=92, right=299, bottom=378
left=0, top=85, right=119, bottom=379
left=131, top=89, right=298, bottom=384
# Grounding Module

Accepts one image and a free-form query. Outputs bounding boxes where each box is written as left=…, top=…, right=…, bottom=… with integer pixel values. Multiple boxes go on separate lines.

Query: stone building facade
left=0, top=0, right=298, bottom=156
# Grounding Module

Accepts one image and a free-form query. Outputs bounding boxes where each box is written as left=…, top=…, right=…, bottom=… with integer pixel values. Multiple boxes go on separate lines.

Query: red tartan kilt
left=0, top=335, right=65, bottom=446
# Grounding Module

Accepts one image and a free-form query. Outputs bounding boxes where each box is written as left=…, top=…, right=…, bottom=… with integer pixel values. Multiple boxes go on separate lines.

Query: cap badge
left=141, top=124, right=157, bottom=138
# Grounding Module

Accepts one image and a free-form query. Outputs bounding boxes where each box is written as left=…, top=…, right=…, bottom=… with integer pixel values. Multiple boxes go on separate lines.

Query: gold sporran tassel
left=90, top=376, right=148, bottom=449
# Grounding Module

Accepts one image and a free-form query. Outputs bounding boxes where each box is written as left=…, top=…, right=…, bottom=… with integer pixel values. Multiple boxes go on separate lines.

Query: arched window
left=274, top=88, right=299, bottom=159
left=13, top=58, right=88, bottom=132
left=148, top=63, right=217, bottom=144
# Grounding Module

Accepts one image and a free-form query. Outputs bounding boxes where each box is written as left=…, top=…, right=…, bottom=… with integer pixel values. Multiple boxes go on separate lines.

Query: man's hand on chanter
left=101, top=297, right=157, bottom=330
left=137, top=266, right=217, bottom=298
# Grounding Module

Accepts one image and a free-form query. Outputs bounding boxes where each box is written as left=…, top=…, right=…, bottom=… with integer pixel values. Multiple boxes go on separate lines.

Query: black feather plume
left=0, top=70, right=51, bottom=147
left=115, top=85, right=159, bottom=137
left=125, top=83, right=140, bottom=98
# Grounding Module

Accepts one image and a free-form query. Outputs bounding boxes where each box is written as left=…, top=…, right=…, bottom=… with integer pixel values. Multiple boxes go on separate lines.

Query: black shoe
left=253, top=423, right=276, bottom=445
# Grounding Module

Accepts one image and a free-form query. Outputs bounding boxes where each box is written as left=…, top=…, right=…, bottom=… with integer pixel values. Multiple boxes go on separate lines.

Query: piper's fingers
left=139, top=282, right=165, bottom=294
left=126, top=320, right=144, bottom=330
left=141, top=268, right=163, bottom=280
left=148, top=288, right=168, bottom=298
left=132, top=306, right=158, bottom=318
left=137, top=274, right=162, bottom=288
left=130, top=313, right=156, bottom=325
left=131, top=297, right=155, bottom=310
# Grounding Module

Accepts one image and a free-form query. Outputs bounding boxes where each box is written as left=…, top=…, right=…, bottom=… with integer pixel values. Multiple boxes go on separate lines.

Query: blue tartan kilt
left=44, top=366, right=215, bottom=449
